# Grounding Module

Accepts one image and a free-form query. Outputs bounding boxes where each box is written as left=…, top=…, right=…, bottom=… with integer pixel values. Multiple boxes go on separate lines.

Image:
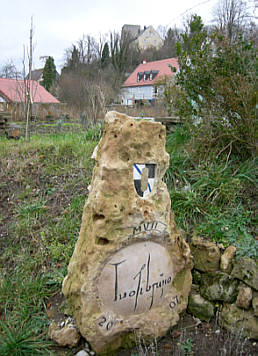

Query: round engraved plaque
left=97, top=241, right=174, bottom=315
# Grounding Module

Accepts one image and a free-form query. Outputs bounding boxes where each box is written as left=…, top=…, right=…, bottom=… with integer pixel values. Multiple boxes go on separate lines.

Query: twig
left=216, top=140, right=234, bottom=159
left=220, top=141, right=232, bottom=173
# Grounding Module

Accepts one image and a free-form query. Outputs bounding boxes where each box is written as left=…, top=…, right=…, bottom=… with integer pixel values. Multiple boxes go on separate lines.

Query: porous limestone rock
left=220, top=245, right=236, bottom=273
left=62, top=112, right=192, bottom=355
left=48, top=321, right=81, bottom=347
left=236, top=286, right=252, bottom=310
left=219, top=303, right=258, bottom=340
left=187, top=293, right=214, bottom=322
left=190, top=237, right=220, bottom=273
left=231, top=258, right=258, bottom=291
left=200, top=272, right=239, bottom=303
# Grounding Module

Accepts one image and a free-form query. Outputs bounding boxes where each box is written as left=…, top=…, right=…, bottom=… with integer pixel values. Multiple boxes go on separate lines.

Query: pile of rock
left=188, top=237, right=258, bottom=339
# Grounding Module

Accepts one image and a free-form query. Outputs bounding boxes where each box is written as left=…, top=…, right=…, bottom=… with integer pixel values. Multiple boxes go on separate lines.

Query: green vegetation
left=171, top=14, right=256, bottom=160
left=0, top=122, right=256, bottom=355
left=163, top=14, right=257, bottom=259
left=165, top=126, right=257, bottom=259
left=0, top=128, right=99, bottom=355
left=0, top=2, right=256, bottom=354
left=180, top=337, right=193, bottom=356
left=42, top=56, right=57, bottom=92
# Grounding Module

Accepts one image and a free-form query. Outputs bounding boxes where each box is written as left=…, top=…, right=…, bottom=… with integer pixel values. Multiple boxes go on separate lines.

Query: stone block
left=187, top=293, right=214, bottom=322
left=236, top=287, right=252, bottom=309
left=252, top=292, right=258, bottom=317
left=220, top=245, right=236, bottom=272
left=200, top=272, right=239, bottom=303
left=231, top=257, right=258, bottom=291
left=219, top=303, right=258, bottom=340
left=62, top=112, right=192, bottom=355
left=48, top=321, right=80, bottom=347
left=190, top=237, right=220, bottom=272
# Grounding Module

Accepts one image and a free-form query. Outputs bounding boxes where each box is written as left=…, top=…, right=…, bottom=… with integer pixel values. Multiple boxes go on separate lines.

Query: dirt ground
left=46, top=292, right=257, bottom=356
left=116, top=313, right=258, bottom=356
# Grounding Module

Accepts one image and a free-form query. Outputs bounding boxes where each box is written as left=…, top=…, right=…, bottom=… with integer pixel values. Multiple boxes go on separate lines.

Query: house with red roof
left=0, top=78, right=59, bottom=104
left=121, top=58, right=179, bottom=105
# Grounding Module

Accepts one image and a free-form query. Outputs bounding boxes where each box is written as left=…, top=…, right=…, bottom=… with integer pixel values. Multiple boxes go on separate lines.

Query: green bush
left=166, top=127, right=256, bottom=257
left=172, top=15, right=256, bottom=160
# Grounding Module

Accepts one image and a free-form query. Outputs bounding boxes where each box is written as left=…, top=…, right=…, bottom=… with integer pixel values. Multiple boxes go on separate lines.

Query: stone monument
left=62, top=111, right=192, bottom=354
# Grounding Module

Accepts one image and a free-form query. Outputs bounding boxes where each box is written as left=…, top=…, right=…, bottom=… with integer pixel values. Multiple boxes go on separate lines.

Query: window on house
left=151, top=70, right=159, bottom=80
left=137, top=72, right=143, bottom=82
left=143, top=71, right=150, bottom=81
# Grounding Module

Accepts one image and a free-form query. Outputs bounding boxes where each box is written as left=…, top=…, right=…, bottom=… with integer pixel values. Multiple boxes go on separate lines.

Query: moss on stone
left=188, top=293, right=214, bottom=322
left=192, top=269, right=202, bottom=284
left=200, top=272, right=239, bottom=303
left=59, top=298, right=74, bottom=317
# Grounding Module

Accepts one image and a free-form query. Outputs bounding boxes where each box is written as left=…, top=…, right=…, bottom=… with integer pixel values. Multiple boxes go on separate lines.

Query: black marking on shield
left=134, top=179, right=143, bottom=197
left=133, top=163, right=156, bottom=198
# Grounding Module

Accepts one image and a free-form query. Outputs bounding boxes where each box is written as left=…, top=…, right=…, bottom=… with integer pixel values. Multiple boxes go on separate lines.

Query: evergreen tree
left=42, top=56, right=57, bottom=91
left=173, top=14, right=256, bottom=158
left=101, top=42, right=110, bottom=67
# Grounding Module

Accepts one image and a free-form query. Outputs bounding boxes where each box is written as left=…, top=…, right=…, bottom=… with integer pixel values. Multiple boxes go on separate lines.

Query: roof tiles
left=122, top=57, right=179, bottom=87
left=0, top=78, right=59, bottom=103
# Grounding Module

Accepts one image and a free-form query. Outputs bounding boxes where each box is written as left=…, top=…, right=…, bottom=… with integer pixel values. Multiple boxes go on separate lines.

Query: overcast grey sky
left=0, top=0, right=256, bottom=71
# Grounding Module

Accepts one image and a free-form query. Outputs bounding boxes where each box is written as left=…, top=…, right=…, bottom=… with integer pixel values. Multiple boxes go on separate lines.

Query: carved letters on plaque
left=131, top=221, right=167, bottom=237
left=97, top=242, right=175, bottom=317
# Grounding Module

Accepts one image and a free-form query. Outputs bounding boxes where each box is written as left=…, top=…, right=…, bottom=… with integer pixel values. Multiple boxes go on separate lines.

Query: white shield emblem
left=133, top=163, right=156, bottom=198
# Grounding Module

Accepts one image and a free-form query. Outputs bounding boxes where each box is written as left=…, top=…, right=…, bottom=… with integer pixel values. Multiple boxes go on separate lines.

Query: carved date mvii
left=132, top=221, right=167, bottom=237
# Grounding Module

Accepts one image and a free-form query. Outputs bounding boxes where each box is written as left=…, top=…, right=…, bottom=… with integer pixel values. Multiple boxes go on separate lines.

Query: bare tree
left=110, top=32, right=132, bottom=74
left=23, top=17, right=34, bottom=142
left=0, top=59, right=22, bottom=79
left=213, top=0, right=251, bottom=42
left=76, top=34, right=99, bottom=64
left=97, top=33, right=109, bottom=62
left=161, top=27, right=180, bottom=58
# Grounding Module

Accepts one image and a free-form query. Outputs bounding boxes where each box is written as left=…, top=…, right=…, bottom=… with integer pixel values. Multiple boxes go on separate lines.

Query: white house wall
left=136, top=26, right=163, bottom=50
left=121, top=85, right=154, bottom=104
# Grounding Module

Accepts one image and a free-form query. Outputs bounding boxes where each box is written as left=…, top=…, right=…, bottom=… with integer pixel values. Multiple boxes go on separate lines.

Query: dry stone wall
left=189, top=237, right=258, bottom=340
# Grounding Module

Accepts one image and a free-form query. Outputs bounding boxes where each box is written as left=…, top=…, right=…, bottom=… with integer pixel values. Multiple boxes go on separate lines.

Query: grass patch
left=0, top=266, right=55, bottom=355
left=0, top=321, right=53, bottom=356
left=0, top=128, right=100, bottom=355
left=166, top=127, right=257, bottom=258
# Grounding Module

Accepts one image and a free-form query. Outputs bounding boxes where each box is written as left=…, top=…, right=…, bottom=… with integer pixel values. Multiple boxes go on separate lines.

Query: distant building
left=121, top=24, right=163, bottom=51
left=121, top=57, right=179, bottom=105
left=121, top=24, right=141, bottom=41
left=30, top=68, right=44, bottom=83
left=0, top=78, right=59, bottom=103
left=26, top=68, right=59, bottom=86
